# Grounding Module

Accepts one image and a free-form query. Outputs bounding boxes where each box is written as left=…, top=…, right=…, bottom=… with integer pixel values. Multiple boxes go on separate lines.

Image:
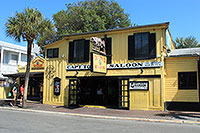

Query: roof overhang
left=3, top=72, right=44, bottom=78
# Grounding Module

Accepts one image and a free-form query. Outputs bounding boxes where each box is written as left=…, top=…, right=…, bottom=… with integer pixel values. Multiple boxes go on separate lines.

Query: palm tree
left=175, top=36, right=200, bottom=49
left=5, top=7, right=54, bottom=108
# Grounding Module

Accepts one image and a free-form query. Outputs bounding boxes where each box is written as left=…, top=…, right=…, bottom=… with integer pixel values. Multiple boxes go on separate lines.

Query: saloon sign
left=66, top=62, right=163, bottom=71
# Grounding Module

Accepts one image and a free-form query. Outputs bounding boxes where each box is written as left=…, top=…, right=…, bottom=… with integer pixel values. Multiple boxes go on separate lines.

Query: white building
left=0, top=40, right=39, bottom=80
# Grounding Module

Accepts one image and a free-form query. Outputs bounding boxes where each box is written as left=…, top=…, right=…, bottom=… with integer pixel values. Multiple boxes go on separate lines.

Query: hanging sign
left=91, top=52, right=107, bottom=73
left=54, top=77, right=61, bottom=96
left=129, top=81, right=149, bottom=90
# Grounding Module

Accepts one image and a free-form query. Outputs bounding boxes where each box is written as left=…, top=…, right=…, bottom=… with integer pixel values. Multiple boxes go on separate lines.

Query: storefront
left=4, top=56, right=44, bottom=101
left=18, top=56, right=44, bottom=100
left=43, top=22, right=200, bottom=111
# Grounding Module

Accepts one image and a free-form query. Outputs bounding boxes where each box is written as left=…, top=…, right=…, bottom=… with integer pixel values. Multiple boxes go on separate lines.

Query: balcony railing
left=0, top=63, right=18, bottom=74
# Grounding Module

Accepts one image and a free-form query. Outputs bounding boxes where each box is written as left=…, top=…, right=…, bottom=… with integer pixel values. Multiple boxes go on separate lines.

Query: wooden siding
left=130, top=78, right=162, bottom=110
left=165, top=57, right=199, bottom=102
left=43, top=25, right=167, bottom=110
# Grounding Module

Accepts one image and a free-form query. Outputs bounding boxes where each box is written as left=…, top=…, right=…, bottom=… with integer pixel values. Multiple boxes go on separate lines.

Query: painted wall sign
left=66, top=65, right=90, bottom=71
left=107, top=62, right=163, bottom=69
left=66, top=62, right=163, bottom=71
left=54, top=77, right=61, bottom=96
left=129, top=81, right=149, bottom=90
left=91, top=53, right=107, bottom=73
left=31, top=57, right=45, bottom=70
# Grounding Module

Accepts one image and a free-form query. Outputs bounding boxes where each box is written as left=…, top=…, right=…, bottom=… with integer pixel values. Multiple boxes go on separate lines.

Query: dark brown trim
left=66, top=75, right=161, bottom=79
left=61, top=22, right=169, bottom=38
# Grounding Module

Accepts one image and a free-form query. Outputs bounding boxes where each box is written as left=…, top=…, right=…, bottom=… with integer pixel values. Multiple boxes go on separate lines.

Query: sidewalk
left=1, top=99, right=200, bottom=124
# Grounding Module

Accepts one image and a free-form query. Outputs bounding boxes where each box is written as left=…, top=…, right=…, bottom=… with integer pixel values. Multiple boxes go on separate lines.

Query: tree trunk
left=22, top=39, right=33, bottom=108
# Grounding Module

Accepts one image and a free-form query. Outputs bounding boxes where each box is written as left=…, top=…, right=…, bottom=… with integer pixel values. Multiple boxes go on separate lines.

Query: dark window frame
left=128, top=32, right=156, bottom=60
left=178, top=72, right=197, bottom=90
left=68, top=39, right=89, bottom=63
left=47, top=48, right=59, bottom=58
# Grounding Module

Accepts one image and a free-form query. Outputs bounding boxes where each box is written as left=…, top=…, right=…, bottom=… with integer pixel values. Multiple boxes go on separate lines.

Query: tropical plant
left=5, top=7, right=54, bottom=108
left=175, top=36, right=200, bottom=49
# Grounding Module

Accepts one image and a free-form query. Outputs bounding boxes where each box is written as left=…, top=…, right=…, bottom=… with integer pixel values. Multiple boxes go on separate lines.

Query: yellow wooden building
left=42, top=22, right=200, bottom=111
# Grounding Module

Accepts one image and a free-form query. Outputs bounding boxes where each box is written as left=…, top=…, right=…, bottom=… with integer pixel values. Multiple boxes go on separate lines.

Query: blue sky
left=0, top=0, right=200, bottom=47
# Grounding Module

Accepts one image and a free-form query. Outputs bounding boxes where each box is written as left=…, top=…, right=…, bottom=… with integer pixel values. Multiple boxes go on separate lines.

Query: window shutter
left=84, top=40, right=90, bottom=62
left=68, top=42, right=73, bottom=63
left=128, top=35, right=135, bottom=60
left=106, top=38, right=112, bottom=64
left=149, top=33, right=156, bottom=58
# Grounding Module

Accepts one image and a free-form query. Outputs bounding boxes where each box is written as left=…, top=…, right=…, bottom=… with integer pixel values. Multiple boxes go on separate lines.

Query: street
left=0, top=109, right=200, bottom=133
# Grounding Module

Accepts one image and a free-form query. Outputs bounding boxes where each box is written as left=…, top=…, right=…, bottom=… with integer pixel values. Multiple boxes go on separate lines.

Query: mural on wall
left=45, top=65, right=55, bottom=79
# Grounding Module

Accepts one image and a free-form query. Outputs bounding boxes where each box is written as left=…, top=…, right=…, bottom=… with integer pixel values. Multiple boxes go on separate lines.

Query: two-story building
left=43, top=22, right=200, bottom=111
left=0, top=41, right=39, bottom=99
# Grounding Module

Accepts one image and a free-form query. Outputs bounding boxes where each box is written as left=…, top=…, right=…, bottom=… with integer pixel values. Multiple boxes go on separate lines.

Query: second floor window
left=68, top=39, right=89, bottom=63
left=47, top=48, right=59, bottom=58
left=128, top=32, right=156, bottom=60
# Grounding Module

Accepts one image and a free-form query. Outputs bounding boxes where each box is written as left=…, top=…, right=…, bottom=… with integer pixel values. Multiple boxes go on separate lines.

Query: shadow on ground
left=155, top=111, right=200, bottom=121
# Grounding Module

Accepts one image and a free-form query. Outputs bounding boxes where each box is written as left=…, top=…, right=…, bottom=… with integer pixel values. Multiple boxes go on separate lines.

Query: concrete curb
left=0, top=106, right=200, bottom=125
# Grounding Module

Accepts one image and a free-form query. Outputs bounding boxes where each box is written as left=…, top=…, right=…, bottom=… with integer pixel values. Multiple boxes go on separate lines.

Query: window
left=11, top=54, right=18, bottom=61
left=178, top=72, right=197, bottom=89
left=47, top=48, right=59, bottom=58
left=128, top=32, right=156, bottom=60
left=68, top=39, right=89, bottom=63
left=21, top=53, right=27, bottom=62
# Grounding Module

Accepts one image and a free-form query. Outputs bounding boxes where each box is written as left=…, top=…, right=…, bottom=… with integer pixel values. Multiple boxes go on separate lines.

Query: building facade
left=0, top=41, right=39, bottom=99
left=43, top=22, right=200, bottom=111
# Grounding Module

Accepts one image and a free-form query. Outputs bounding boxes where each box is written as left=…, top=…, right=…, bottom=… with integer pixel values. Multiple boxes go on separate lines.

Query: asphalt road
left=0, top=109, right=200, bottom=133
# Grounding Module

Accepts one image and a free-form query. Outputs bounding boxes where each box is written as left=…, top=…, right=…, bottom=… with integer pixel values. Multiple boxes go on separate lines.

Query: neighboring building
left=165, top=48, right=200, bottom=111
left=0, top=40, right=39, bottom=80
left=0, top=41, right=40, bottom=99
left=42, top=22, right=200, bottom=111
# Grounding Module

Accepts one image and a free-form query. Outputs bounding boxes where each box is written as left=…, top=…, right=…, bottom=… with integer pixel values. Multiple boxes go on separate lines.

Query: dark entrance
left=20, top=76, right=43, bottom=101
left=78, top=77, right=119, bottom=108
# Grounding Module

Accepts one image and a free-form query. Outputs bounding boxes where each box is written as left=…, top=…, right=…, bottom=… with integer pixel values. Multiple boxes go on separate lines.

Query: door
left=68, top=79, right=80, bottom=107
left=119, top=78, right=130, bottom=109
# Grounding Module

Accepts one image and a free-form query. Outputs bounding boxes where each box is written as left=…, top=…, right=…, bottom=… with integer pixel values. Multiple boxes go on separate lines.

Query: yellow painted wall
left=43, top=40, right=68, bottom=106
left=165, top=57, right=199, bottom=102
left=0, top=87, right=12, bottom=99
left=0, top=87, right=6, bottom=99
left=130, top=78, right=162, bottom=111
left=43, top=24, right=168, bottom=109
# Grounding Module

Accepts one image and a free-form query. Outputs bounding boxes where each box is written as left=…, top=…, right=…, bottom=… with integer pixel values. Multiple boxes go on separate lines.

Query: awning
left=3, top=72, right=44, bottom=78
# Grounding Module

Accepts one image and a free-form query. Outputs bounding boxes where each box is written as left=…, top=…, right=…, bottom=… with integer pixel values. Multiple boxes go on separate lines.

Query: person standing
left=10, top=84, right=18, bottom=106
left=20, top=85, right=24, bottom=105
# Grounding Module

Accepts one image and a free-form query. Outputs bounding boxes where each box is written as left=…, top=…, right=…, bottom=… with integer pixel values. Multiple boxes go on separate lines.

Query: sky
left=0, top=0, right=200, bottom=47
